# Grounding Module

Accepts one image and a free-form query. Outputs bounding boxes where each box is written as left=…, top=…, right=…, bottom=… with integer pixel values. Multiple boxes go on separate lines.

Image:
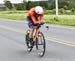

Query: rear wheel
left=36, top=32, right=46, bottom=57
left=25, top=30, right=32, bottom=52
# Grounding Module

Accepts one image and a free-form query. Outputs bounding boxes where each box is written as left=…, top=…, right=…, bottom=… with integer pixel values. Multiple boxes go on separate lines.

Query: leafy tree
left=4, top=1, right=13, bottom=10
left=25, top=1, right=31, bottom=10
left=25, top=1, right=38, bottom=10
left=16, top=3, right=24, bottom=10
left=15, top=0, right=75, bottom=10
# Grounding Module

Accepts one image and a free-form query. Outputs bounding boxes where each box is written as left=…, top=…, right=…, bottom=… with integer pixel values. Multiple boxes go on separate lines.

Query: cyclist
left=27, top=6, right=44, bottom=47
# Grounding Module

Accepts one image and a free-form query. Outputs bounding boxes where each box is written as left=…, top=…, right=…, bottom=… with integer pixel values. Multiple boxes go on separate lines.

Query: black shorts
left=27, top=17, right=37, bottom=29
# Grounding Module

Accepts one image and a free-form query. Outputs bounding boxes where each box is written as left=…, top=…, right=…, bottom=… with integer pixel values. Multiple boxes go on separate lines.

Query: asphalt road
left=0, top=19, right=75, bottom=61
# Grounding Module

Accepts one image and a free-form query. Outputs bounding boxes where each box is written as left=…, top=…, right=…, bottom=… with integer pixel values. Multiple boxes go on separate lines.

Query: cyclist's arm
left=30, top=14, right=38, bottom=24
left=39, top=14, right=44, bottom=22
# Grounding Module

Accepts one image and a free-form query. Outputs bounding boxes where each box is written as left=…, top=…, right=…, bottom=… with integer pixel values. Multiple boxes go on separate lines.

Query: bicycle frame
left=25, top=23, right=46, bottom=57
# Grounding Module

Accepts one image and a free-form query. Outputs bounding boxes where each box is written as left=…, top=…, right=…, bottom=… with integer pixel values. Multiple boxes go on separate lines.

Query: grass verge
left=0, top=11, right=75, bottom=26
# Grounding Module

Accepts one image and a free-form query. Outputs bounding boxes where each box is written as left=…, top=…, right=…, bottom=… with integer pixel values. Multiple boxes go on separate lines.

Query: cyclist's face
left=36, top=14, right=42, bottom=16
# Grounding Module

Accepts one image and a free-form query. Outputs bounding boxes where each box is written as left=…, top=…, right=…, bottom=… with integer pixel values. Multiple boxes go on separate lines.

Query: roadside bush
left=45, top=10, right=52, bottom=14
left=71, top=8, right=75, bottom=12
left=52, top=9, right=56, bottom=14
left=59, top=8, right=65, bottom=14
left=54, top=16, right=59, bottom=21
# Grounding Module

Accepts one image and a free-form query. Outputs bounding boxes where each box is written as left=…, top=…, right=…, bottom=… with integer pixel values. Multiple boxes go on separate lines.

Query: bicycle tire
left=36, top=32, right=46, bottom=57
left=36, top=38, right=38, bottom=50
left=25, top=30, right=32, bottom=52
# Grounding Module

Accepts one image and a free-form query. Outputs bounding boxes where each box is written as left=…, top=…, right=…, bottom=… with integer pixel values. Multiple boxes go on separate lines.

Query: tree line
left=4, top=0, right=75, bottom=10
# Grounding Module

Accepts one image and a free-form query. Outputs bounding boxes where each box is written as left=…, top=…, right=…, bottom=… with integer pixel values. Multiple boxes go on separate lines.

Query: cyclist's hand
left=38, top=21, right=41, bottom=24
left=35, top=20, right=45, bottom=25
left=34, top=21, right=39, bottom=25
left=40, top=20, right=45, bottom=24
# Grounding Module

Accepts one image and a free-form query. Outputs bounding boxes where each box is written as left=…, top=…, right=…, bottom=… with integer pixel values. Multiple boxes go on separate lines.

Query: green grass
left=59, top=15, right=75, bottom=26
left=0, top=11, right=75, bottom=26
left=44, top=15, right=75, bottom=26
left=0, top=11, right=26, bottom=21
left=0, top=14, right=25, bottom=20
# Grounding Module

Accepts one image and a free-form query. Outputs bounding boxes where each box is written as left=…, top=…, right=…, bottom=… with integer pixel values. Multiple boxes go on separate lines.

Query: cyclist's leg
left=33, top=28, right=40, bottom=42
left=27, top=21, right=35, bottom=48
left=29, top=29, right=34, bottom=38
left=27, top=17, right=34, bottom=39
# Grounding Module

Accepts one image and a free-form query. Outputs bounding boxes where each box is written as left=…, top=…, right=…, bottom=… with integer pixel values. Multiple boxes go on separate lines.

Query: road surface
left=0, top=19, right=75, bottom=61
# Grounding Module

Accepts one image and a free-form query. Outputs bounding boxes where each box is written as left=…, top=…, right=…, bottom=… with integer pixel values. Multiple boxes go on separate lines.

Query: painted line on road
left=46, top=36, right=75, bottom=47
left=0, top=25, right=25, bottom=34
left=0, top=19, right=25, bottom=23
left=0, top=25, right=75, bottom=47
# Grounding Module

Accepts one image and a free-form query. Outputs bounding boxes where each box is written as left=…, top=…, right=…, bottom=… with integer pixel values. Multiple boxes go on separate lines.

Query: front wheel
left=36, top=32, right=46, bottom=57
